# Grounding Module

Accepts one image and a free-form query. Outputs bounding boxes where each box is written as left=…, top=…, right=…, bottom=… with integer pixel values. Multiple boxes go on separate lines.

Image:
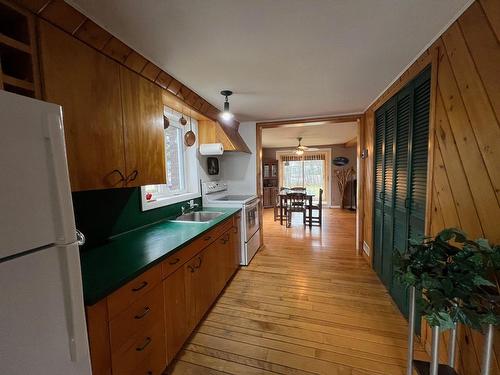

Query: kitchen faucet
left=181, top=200, right=199, bottom=214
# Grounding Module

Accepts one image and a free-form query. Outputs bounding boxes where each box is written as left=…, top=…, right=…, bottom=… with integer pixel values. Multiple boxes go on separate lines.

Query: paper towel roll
left=199, top=143, right=224, bottom=155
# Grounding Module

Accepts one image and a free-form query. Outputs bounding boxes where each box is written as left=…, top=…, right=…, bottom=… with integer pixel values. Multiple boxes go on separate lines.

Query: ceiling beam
left=256, top=114, right=363, bottom=129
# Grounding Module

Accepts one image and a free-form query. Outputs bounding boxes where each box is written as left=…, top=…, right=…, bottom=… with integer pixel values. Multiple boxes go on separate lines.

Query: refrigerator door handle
left=58, top=244, right=89, bottom=362
left=44, top=111, right=77, bottom=244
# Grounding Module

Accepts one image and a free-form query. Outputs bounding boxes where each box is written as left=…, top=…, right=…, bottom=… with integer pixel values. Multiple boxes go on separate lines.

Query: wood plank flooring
left=168, top=208, right=428, bottom=374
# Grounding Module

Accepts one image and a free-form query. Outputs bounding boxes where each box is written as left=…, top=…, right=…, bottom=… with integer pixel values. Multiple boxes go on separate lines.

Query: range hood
left=198, top=119, right=251, bottom=153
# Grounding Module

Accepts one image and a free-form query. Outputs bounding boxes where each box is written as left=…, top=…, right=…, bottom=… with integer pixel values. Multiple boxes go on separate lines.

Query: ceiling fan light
left=296, top=148, right=304, bottom=156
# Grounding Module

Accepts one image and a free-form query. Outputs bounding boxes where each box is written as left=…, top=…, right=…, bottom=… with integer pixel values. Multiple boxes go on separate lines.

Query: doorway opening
left=256, top=115, right=364, bottom=250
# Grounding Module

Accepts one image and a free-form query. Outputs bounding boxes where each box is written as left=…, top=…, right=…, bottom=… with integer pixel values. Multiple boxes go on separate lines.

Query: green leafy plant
left=394, top=228, right=500, bottom=332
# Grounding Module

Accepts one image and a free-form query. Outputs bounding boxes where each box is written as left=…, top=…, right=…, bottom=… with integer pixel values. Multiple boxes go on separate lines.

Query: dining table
left=278, top=189, right=315, bottom=227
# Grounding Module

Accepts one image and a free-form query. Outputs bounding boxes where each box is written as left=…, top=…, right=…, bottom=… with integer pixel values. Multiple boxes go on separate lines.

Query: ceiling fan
left=295, top=137, right=319, bottom=155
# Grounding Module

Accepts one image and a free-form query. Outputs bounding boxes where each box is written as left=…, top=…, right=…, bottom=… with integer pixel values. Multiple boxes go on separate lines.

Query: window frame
left=140, top=108, right=200, bottom=211
left=276, top=149, right=331, bottom=206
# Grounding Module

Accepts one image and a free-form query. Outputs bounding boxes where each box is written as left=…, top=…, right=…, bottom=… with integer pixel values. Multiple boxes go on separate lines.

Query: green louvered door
left=391, top=85, right=413, bottom=318
left=381, top=99, right=396, bottom=288
left=373, top=109, right=385, bottom=281
left=408, top=71, right=431, bottom=241
left=373, top=66, right=431, bottom=320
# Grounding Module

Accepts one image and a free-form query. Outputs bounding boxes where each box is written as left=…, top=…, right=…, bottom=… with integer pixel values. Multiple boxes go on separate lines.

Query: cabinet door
left=163, top=266, right=188, bottom=363
left=263, top=188, right=271, bottom=207
left=229, top=216, right=241, bottom=274
left=185, top=245, right=219, bottom=331
left=120, top=67, right=166, bottom=187
left=39, top=21, right=126, bottom=191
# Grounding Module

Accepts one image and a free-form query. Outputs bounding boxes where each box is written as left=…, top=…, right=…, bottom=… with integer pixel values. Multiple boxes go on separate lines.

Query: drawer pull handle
left=169, top=257, right=180, bottom=265
left=187, top=264, right=196, bottom=273
left=134, top=307, right=151, bottom=320
left=194, top=256, right=202, bottom=269
left=204, top=236, right=212, bottom=241
left=136, top=337, right=152, bottom=351
left=132, top=281, right=148, bottom=292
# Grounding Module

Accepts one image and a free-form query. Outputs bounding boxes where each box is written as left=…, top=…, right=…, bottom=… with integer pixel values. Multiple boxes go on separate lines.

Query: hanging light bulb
left=220, top=90, right=234, bottom=122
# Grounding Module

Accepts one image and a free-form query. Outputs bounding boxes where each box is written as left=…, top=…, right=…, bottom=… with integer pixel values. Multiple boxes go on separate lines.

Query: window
left=277, top=150, right=330, bottom=205
left=141, top=108, right=200, bottom=210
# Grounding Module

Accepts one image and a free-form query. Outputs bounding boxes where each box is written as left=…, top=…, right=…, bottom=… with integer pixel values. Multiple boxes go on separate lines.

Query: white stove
left=202, top=181, right=261, bottom=266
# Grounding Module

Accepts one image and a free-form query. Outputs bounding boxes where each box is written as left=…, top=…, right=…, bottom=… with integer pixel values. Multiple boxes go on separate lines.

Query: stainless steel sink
left=171, top=211, right=224, bottom=223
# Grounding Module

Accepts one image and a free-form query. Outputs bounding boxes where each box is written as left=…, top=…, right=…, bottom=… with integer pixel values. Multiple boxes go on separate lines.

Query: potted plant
left=394, top=228, right=500, bottom=374
left=394, top=228, right=500, bottom=330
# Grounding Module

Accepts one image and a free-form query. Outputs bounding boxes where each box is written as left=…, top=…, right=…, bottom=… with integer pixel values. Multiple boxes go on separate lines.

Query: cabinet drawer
left=131, top=341, right=167, bottom=375
left=161, top=218, right=234, bottom=279
left=107, top=264, right=162, bottom=319
left=211, top=218, right=234, bottom=239
left=111, top=322, right=165, bottom=375
left=109, top=284, right=163, bottom=351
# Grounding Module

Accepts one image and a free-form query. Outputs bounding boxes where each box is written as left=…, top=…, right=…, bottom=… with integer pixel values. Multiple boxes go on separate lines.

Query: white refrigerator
left=0, top=91, right=92, bottom=375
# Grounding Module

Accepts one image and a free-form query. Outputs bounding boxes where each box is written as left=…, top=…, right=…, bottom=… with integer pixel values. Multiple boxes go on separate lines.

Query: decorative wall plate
left=333, top=156, right=349, bottom=166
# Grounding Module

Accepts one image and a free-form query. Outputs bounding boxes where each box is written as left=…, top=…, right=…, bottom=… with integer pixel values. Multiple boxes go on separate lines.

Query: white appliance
left=202, top=181, right=261, bottom=265
left=0, top=91, right=92, bottom=375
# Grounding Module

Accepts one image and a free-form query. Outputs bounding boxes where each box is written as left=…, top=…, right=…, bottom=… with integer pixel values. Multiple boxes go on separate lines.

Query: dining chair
left=305, top=188, right=323, bottom=226
left=273, top=191, right=285, bottom=221
left=285, top=192, right=307, bottom=228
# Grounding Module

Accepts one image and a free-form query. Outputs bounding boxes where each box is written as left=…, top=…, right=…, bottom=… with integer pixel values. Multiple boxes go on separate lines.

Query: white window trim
left=140, top=109, right=201, bottom=211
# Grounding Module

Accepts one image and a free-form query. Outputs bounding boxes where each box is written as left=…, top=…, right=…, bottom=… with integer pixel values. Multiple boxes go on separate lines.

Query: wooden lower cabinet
left=86, top=217, right=241, bottom=374
left=163, top=265, right=189, bottom=363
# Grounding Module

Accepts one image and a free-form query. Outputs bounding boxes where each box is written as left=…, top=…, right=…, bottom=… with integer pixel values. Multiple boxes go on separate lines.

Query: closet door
left=391, top=86, right=413, bottom=317
left=373, top=110, right=385, bottom=279
left=408, top=68, right=431, bottom=240
left=380, top=98, right=396, bottom=288
left=372, top=66, right=431, bottom=321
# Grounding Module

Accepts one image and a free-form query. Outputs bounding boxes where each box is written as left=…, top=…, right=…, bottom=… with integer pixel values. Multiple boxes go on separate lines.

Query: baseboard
left=329, top=205, right=341, bottom=208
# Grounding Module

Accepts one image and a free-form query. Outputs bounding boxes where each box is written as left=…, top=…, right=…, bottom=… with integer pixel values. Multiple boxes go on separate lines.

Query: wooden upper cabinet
left=38, top=20, right=126, bottom=191
left=120, top=66, right=166, bottom=187
left=198, top=119, right=251, bottom=153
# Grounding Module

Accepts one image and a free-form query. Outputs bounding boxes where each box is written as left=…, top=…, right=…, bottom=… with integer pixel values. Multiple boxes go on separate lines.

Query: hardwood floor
left=168, top=208, right=428, bottom=374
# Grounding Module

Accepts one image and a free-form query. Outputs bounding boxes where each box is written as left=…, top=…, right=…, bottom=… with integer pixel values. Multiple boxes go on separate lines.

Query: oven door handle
left=245, top=198, right=260, bottom=211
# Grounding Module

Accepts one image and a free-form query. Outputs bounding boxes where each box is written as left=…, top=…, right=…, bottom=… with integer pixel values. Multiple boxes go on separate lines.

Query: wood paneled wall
left=361, top=1, right=500, bottom=373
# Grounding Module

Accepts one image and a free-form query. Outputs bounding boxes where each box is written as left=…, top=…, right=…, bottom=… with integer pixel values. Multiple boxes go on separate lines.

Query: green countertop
left=80, top=207, right=241, bottom=305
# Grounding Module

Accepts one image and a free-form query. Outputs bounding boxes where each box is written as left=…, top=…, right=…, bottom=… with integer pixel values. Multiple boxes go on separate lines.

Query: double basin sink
left=171, top=211, right=224, bottom=223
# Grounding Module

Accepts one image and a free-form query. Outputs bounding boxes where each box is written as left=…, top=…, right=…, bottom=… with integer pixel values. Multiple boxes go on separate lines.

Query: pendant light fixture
left=220, top=90, right=234, bottom=122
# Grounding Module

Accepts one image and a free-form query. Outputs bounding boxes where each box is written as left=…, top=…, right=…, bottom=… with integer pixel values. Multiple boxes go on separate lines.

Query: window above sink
left=141, top=107, right=201, bottom=211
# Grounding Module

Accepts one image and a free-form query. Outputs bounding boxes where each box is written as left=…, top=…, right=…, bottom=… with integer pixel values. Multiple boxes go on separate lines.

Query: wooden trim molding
left=13, top=0, right=225, bottom=123
left=256, top=113, right=364, bottom=246
left=424, top=45, right=440, bottom=237
left=257, top=114, right=362, bottom=129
